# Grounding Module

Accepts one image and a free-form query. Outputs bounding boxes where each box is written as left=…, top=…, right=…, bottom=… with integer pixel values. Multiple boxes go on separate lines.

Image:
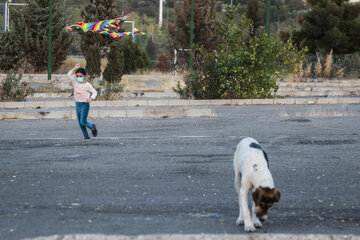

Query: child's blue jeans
left=75, top=102, right=94, bottom=139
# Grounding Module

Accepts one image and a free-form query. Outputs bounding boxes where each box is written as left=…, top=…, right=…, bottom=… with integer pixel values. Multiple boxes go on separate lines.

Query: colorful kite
left=66, top=14, right=145, bottom=38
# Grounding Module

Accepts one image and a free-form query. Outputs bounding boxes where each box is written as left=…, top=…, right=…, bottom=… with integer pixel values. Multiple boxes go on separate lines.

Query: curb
left=0, top=108, right=214, bottom=120
left=24, top=234, right=360, bottom=240
left=1, top=98, right=360, bottom=110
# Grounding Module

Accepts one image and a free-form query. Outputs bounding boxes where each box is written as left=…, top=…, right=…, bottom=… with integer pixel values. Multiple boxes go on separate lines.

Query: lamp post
left=189, top=0, right=194, bottom=70
left=48, top=0, right=53, bottom=80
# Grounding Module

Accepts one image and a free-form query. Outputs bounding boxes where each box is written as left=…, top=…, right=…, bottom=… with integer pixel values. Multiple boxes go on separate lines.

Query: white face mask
left=76, top=77, right=84, bottom=83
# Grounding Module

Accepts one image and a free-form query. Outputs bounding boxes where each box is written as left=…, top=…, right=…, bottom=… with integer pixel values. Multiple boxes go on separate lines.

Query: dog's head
left=252, top=187, right=280, bottom=222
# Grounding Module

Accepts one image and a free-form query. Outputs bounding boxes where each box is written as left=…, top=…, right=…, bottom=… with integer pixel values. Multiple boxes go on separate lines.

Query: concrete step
left=279, top=79, right=360, bottom=87
left=277, top=90, right=360, bottom=97
left=1, top=98, right=360, bottom=110
left=0, top=106, right=214, bottom=120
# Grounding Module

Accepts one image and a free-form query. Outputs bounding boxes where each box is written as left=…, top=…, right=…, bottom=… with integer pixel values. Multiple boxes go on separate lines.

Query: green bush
left=174, top=6, right=306, bottom=99
left=0, top=70, right=34, bottom=102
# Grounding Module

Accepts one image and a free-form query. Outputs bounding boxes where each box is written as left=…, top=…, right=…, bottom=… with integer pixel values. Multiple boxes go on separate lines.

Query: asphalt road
left=1, top=104, right=360, bottom=240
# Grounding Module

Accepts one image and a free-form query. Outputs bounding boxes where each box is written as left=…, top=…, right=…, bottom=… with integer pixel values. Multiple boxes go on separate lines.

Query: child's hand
left=86, top=98, right=93, bottom=103
left=74, top=64, right=80, bottom=70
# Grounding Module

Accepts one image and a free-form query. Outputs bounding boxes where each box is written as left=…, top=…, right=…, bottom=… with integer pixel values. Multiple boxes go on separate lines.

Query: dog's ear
left=252, top=188, right=263, bottom=204
left=273, top=189, right=281, bottom=202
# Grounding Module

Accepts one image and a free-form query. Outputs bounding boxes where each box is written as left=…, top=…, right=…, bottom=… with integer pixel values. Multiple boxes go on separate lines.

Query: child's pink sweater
left=67, top=69, right=97, bottom=102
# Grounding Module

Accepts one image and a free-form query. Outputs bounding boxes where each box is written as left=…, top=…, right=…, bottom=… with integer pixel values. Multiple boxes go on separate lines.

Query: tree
left=0, top=31, right=22, bottom=72
left=292, top=0, right=360, bottom=55
left=167, top=0, right=221, bottom=67
left=65, top=7, right=82, bottom=25
left=10, top=0, right=72, bottom=73
left=246, top=0, right=262, bottom=34
left=146, top=37, right=159, bottom=61
left=81, top=0, right=118, bottom=56
left=103, top=40, right=124, bottom=83
left=121, top=37, right=152, bottom=74
left=85, top=44, right=102, bottom=82
left=174, top=6, right=306, bottom=99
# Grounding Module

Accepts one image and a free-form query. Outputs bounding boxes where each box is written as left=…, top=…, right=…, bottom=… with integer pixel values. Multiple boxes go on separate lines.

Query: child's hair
left=75, top=67, right=87, bottom=76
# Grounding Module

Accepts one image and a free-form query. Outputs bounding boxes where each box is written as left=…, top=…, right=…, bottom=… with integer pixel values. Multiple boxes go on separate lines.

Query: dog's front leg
left=239, top=186, right=255, bottom=232
left=251, top=200, right=262, bottom=228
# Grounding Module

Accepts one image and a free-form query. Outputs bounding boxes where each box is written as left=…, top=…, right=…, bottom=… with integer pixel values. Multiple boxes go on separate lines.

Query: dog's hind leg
left=235, top=172, right=244, bottom=225
left=234, top=171, right=242, bottom=195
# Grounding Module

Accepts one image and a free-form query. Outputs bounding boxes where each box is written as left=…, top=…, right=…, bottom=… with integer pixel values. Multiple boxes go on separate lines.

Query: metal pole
left=48, top=0, right=53, bottom=80
left=189, top=0, right=194, bottom=70
left=159, top=0, right=163, bottom=27
left=124, top=20, right=135, bottom=43
left=265, top=0, right=271, bottom=38
left=4, top=2, right=7, bottom=31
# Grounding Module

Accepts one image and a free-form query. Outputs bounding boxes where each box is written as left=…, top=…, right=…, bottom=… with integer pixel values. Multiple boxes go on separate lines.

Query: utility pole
left=159, top=0, right=163, bottom=27
left=189, top=0, right=194, bottom=70
left=48, top=0, right=53, bottom=80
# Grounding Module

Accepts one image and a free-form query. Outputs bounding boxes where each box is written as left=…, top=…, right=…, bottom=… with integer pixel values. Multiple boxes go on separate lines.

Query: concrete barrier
left=1, top=98, right=360, bottom=110
left=0, top=108, right=214, bottom=120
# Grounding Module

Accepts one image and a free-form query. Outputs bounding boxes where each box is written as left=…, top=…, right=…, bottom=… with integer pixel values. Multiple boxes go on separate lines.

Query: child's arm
left=86, top=83, right=98, bottom=103
left=67, top=64, right=80, bottom=84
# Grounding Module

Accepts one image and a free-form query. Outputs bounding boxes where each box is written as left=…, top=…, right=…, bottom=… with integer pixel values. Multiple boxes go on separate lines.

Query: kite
left=66, top=14, right=145, bottom=38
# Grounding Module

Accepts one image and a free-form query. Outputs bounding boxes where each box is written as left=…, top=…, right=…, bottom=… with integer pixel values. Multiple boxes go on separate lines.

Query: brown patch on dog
left=252, top=187, right=281, bottom=220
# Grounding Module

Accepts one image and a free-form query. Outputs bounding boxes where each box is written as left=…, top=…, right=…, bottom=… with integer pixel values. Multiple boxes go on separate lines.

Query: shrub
left=156, top=54, right=172, bottom=73
left=0, top=70, right=34, bottom=101
left=174, top=6, right=306, bottom=99
left=95, top=80, right=123, bottom=100
left=335, top=52, right=360, bottom=79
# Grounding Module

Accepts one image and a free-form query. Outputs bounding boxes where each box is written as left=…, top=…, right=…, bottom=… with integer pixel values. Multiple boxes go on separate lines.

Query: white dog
left=233, top=137, right=280, bottom=232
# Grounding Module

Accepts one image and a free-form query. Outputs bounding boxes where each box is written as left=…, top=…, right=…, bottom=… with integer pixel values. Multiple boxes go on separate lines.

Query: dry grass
left=54, top=56, right=108, bottom=74
left=315, top=53, right=322, bottom=78
left=288, top=50, right=346, bottom=82
left=323, top=50, right=333, bottom=79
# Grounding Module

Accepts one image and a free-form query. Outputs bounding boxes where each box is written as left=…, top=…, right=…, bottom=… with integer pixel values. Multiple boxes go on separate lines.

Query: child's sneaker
left=91, top=124, right=98, bottom=137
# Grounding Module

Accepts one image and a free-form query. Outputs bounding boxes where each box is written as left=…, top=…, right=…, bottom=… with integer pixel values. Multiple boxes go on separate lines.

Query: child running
left=67, top=64, right=98, bottom=139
